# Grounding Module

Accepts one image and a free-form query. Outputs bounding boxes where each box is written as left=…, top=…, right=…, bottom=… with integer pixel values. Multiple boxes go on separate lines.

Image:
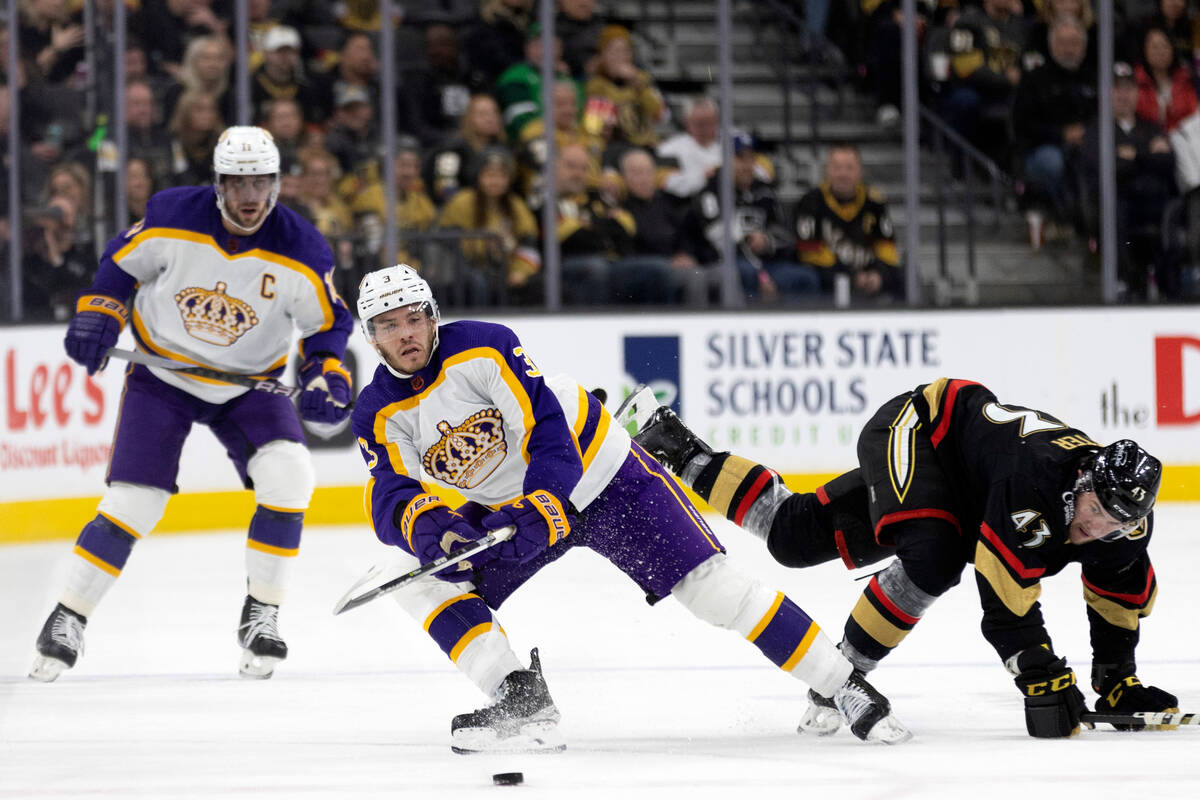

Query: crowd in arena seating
left=826, top=0, right=1200, bottom=299
left=8, top=1, right=1193, bottom=319
left=0, top=0, right=909, bottom=321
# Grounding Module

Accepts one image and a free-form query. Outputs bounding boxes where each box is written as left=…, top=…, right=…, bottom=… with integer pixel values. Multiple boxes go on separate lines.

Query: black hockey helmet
left=1089, top=440, right=1161, bottom=523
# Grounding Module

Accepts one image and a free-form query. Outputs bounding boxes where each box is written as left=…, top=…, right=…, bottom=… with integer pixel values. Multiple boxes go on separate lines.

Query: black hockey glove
left=1092, top=662, right=1180, bottom=730
left=1012, top=647, right=1086, bottom=738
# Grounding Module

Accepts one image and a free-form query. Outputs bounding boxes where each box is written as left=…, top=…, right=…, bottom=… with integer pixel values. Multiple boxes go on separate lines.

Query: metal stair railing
left=919, top=105, right=1017, bottom=305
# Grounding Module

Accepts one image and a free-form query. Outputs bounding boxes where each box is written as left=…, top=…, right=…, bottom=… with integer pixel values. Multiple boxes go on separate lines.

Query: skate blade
left=863, top=714, right=913, bottom=745
left=29, top=655, right=69, bottom=682
left=797, top=706, right=844, bottom=737
left=238, top=650, right=283, bottom=679
left=451, top=720, right=566, bottom=755
left=612, top=385, right=659, bottom=433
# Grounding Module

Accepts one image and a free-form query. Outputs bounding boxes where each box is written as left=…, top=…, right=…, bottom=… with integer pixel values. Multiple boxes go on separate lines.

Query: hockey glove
left=482, top=490, right=572, bottom=564
left=64, top=295, right=127, bottom=375
left=298, top=353, right=353, bottom=426
left=1092, top=662, right=1179, bottom=730
left=1012, top=647, right=1086, bottom=738
left=395, top=495, right=492, bottom=582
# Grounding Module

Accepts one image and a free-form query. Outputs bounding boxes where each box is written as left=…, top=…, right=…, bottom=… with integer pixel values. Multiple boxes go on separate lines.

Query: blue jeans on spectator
left=562, top=255, right=612, bottom=305
left=1024, top=144, right=1066, bottom=213
left=763, top=260, right=822, bottom=301
left=612, top=256, right=676, bottom=304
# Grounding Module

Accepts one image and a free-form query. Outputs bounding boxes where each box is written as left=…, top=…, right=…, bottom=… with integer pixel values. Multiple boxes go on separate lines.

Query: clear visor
left=1098, top=512, right=1147, bottom=541
left=365, top=302, right=434, bottom=345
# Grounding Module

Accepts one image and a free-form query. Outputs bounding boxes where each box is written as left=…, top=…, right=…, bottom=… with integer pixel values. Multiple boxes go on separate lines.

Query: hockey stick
left=332, top=526, right=516, bottom=616
left=106, top=347, right=351, bottom=409
left=1081, top=711, right=1199, bottom=728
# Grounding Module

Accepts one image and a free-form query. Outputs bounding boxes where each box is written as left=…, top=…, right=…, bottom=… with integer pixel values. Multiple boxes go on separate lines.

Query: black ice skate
left=450, top=648, right=564, bottom=754
left=237, top=595, right=288, bottom=679
left=805, top=670, right=912, bottom=744
left=615, top=385, right=711, bottom=474
left=29, top=603, right=87, bottom=682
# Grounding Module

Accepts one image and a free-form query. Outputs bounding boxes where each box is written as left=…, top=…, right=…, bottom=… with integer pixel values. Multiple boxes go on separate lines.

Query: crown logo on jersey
left=174, top=281, right=259, bottom=346
left=422, top=408, right=508, bottom=489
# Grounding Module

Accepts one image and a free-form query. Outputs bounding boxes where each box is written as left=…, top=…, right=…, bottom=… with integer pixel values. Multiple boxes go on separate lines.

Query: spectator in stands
left=553, top=141, right=636, bottom=305
left=516, top=79, right=605, bottom=213
left=398, top=24, right=473, bottom=148
left=261, top=98, right=308, bottom=204
left=463, top=0, right=533, bottom=91
left=126, top=79, right=174, bottom=190
left=382, top=137, right=438, bottom=269
left=19, top=0, right=85, bottom=85
left=1022, top=0, right=1097, bottom=74
left=585, top=25, right=668, bottom=151
left=251, top=25, right=330, bottom=127
left=657, top=96, right=721, bottom=200
left=139, top=0, right=229, bottom=79
left=324, top=84, right=384, bottom=216
left=44, top=161, right=93, bottom=258
left=1083, top=62, right=1177, bottom=299
left=163, top=34, right=235, bottom=127
left=166, top=88, right=223, bottom=186
left=21, top=194, right=90, bottom=321
left=124, top=157, right=156, bottom=222
left=941, top=0, right=1028, bottom=165
left=294, top=146, right=354, bottom=250
left=693, top=132, right=821, bottom=304
left=618, top=147, right=708, bottom=305
left=436, top=145, right=541, bottom=306
left=557, top=0, right=607, bottom=79
left=1138, top=0, right=1196, bottom=68
left=855, top=1, right=934, bottom=129
left=18, top=0, right=85, bottom=84
left=1012, top=16, right=1095, bottom=228
left=425, top=93, right=506, bottom=206
left=495, top=23, right=577, bottom=144
left=793, top=143, right=903, bottom=301
left=1135, top=26, right=1198, bottom=133
left=317, top=31, right=380, bottom=113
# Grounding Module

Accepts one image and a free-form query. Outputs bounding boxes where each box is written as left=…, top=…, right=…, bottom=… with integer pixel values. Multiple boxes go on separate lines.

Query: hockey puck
left=492, top=772, right=524, bottom=786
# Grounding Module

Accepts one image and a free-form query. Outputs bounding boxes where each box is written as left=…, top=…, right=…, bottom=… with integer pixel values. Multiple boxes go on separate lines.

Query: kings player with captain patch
left=349, top=264, right=912, bottom=753
left=30, top=126, right=355, bottom=682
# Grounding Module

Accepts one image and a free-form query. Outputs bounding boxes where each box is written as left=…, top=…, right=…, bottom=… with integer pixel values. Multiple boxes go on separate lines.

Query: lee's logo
left=3, top=349, right=104, bottom=431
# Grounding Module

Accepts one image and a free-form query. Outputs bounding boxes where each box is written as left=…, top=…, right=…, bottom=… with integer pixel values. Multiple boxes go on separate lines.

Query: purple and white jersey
left=89, top=186, right=353, bottom=404
left=352, top=320, right=630, bottom=541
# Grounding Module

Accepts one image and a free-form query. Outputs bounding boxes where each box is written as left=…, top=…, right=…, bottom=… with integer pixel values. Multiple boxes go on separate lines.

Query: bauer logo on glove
left=483, top=491, right=573, bottom=563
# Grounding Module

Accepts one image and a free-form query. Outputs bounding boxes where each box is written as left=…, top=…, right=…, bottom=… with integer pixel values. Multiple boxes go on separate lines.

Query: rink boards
left=2, top=306, right=1198, bottom=540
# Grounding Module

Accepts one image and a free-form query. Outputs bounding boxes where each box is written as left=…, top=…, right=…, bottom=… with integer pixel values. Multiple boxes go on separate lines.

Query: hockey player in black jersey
left=618, top=378, right=1180, bottom=739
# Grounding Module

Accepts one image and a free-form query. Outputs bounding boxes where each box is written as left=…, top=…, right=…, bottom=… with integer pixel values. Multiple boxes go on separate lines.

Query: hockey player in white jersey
left=29, top=126, right=355, bottom=682
left=349, top=264, right=911, bottom=753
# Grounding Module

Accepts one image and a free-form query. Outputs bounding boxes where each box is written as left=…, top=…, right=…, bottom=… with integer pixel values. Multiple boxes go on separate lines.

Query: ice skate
left=450, top=648, right=565, bottom=754
left=831, top=670, right=912, bottom=744
left=29, top=603, right=87, bottom=682
left=615, top=385, right=711, bottom=474
left=237, top=595, right=288, bottom=679
left=797, top=689, right=844, bottom=736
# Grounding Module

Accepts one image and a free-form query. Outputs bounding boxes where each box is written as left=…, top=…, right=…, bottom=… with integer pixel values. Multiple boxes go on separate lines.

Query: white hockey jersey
left=89, top=186, right=353, bottom=404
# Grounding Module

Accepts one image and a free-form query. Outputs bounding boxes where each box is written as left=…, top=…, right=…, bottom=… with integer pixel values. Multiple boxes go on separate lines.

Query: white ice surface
left=2, top=507, right=1199, bottom=799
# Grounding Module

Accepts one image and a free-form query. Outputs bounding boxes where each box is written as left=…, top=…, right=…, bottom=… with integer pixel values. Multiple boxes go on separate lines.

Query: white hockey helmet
left=212, top=125, right=281, bottom=234
left=357, top=265, right=441, bottom=374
